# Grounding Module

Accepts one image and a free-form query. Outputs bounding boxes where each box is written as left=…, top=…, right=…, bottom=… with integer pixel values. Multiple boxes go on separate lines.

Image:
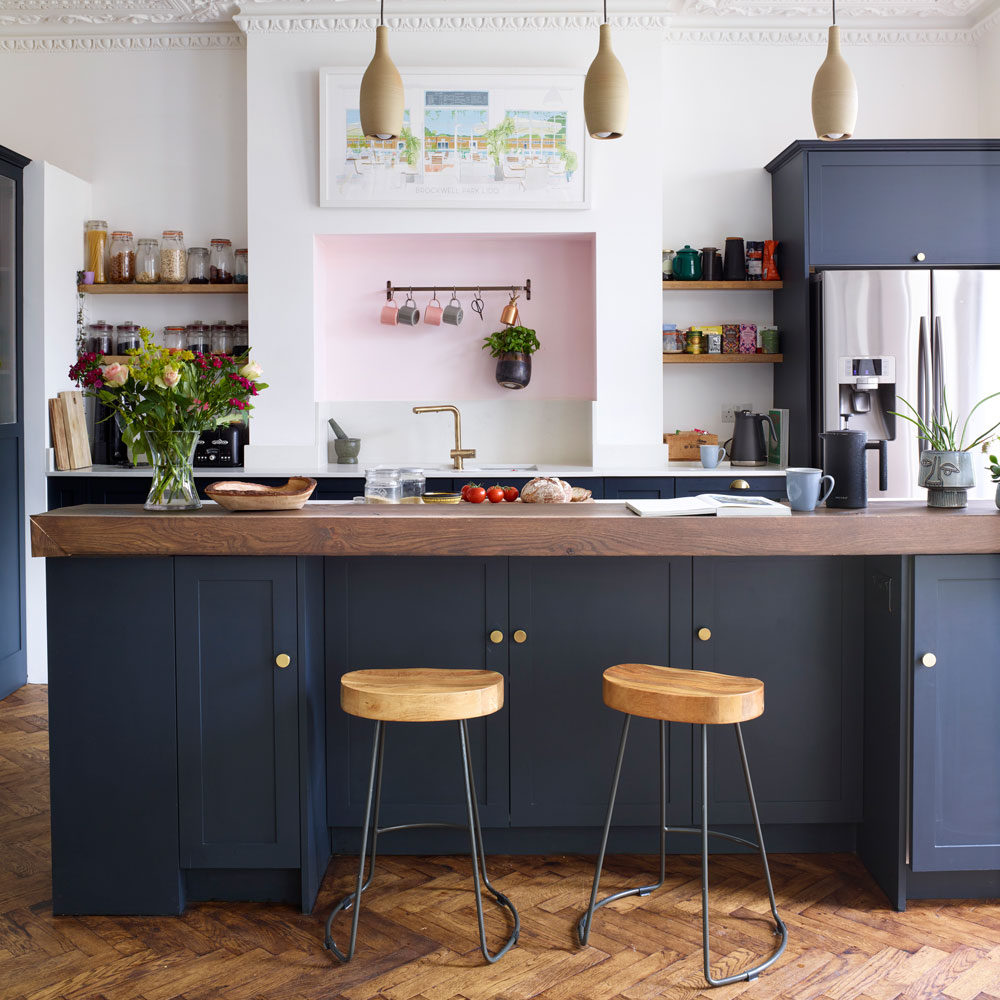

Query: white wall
left=977, top=20, right=1000, bottom=136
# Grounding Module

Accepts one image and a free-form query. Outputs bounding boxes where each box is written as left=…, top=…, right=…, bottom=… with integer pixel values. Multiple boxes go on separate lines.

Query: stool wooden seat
left=603, top=663, right=764, bottom=725
left=341, top=668, right=504, bottom=722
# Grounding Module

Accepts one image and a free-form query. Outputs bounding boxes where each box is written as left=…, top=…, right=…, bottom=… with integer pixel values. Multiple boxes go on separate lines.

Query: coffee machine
left=833, top=355, right=897, bottom=440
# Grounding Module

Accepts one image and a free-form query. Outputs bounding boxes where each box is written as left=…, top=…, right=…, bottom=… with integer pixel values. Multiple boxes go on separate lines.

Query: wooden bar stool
left=578, top=663, right=788, bottom=987
left=324, top=668, right=519, bottom=965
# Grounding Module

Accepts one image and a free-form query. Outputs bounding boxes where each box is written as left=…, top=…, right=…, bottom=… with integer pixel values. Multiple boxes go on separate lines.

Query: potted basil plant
left=482, top=325, right=540, bottom=390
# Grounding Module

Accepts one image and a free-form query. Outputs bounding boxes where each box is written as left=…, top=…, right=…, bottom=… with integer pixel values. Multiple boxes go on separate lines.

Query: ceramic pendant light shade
left=584, top=18, right=629, bottom=140
left=360, top=16, right=403, bottom=141
left=812, top=19, right=857, bottom=141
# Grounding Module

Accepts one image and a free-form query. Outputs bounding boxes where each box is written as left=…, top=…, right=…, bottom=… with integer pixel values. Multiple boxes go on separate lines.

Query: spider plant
left=891, top=389, right=1000, bottom=452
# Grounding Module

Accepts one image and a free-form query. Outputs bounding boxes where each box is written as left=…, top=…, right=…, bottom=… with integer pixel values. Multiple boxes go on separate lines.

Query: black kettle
left=725, top=410, right=777, bottom=467
left=819, top=429, right=888, bottom=508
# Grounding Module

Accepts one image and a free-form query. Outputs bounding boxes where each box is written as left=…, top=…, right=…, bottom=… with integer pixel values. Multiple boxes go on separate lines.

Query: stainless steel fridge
left=820, top=270, right=1000, bottom=500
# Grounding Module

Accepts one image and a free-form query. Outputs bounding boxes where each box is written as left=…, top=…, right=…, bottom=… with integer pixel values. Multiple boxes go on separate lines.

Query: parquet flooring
left=2, top=684, right=1000, bottom=1000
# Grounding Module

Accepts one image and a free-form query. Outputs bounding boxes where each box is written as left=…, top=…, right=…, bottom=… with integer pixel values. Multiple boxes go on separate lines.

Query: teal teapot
left=672, top=245, right=702, bottom=281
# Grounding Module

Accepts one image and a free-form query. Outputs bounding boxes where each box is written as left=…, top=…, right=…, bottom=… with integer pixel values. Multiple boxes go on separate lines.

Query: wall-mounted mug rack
left=386, top=279, right=532, bottom=301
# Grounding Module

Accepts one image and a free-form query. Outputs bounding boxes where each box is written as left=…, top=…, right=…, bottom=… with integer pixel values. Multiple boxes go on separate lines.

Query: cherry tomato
left=461, top=482, right=479, bottom=501
left=467, top=487, right=487, bottom=504
left=503, top=486, right=519, bottom=502
left=487, top=486, right=505, bottom=504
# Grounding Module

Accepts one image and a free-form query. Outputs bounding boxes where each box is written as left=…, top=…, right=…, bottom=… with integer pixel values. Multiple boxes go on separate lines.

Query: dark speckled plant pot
left=495, top=352, right=531, bottom=390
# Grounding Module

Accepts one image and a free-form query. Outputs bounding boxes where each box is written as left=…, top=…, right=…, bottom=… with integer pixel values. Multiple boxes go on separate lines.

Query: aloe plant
left=891, top=390, right=1000, bottom=452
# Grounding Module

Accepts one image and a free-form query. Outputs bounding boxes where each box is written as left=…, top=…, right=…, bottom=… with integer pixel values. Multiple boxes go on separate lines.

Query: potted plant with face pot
left=892, top=390, right=1000, bottom=508
left=482, top=324, right=540, bottom=390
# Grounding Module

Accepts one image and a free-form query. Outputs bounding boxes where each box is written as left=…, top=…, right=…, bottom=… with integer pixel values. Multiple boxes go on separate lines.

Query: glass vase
left=144, top=430, right=201, bottom=511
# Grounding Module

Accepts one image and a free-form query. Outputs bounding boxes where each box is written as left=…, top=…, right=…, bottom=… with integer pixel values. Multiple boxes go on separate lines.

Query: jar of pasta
left=135, top=238, right=160, bottom=283
left=160, top=230, right=186, bottom=283
left=109, top=231, right=135, bottom=283
left=83, top=220, right=108, bottom=284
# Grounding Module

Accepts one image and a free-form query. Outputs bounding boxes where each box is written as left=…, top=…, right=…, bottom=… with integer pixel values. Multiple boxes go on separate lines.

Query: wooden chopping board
left=50, top=391, right=92, bottom=470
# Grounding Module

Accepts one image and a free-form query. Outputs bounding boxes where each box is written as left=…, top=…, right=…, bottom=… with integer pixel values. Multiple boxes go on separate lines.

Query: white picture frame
left=319, top=67, right=590, bottom=209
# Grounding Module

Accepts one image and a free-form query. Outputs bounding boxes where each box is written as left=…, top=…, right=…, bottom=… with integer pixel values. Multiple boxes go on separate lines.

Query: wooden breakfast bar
left=29, top=501, right=1000, bottom=918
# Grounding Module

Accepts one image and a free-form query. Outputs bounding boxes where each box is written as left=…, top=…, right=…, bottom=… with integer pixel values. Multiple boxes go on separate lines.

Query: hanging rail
left=387, top=279, right=531, bottom=301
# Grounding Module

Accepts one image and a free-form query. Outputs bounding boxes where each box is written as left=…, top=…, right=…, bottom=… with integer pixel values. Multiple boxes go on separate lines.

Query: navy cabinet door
left=176, top=557, right=300, bottom=868
left=326, top=557, right=509, bottom=828
left=808, top=150, right=1000, bottom=268
left=692, top=557, right=864, bottom=824
left=912, top=556, right=1000, bottom=872
left=508, top=557, right=692, bottom=826
left=603, top=477, right=675, bottom=500
left=674, top=475, right=786, bottom=501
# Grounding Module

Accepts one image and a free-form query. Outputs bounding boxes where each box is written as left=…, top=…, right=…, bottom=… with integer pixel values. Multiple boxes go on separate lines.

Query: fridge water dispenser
left=835, top=355, right=897, bottom=441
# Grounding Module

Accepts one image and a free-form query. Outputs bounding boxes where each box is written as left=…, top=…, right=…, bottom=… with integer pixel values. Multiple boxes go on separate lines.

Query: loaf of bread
left=521, top=477, right=573, bottom=503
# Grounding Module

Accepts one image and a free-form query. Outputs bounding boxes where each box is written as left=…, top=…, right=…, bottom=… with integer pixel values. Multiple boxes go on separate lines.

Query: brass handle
left=489, top=630, right=504, bottom=644
left=730, top=479, right=750, bottom=490
left=697, top=627, right=712, bottom=641
left=513, top=630, right=527, bottom=644
left=921, top=652, right=937, bottom=668
left=915, top=252, right=926, bottom=262
left=275, top=653, right=291, bottom=669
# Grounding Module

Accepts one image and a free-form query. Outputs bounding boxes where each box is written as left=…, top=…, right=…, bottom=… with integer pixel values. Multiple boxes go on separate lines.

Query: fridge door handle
left=917, top=316, right=930, bottom=456
left=932, top=315, right=945, bottom=424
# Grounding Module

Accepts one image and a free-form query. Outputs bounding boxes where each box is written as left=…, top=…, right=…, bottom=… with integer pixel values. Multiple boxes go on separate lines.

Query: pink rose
left=156, top=365, right=181, bottom=389
left=239, top=360, right=262, bottom=379
left=102, top=362, right=129, bottom=387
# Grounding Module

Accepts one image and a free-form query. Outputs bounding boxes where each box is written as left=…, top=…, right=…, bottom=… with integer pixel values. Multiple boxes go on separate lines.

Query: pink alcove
left=315, top=233, right=596, bottom=401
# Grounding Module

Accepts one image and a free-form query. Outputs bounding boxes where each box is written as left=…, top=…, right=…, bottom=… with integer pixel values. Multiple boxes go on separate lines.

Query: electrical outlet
left=722, top=404, right=736, bottom=423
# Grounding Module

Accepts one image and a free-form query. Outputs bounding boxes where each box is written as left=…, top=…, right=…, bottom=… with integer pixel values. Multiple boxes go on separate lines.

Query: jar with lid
left=397, top=468, right=426, bottom=504
left=211, top=323, right=232, bottom=355
left=160, top=231, right=186, bottom=283
left=231, top=320, right=249, bottom=357
left=365, top=468, right=401, bottom=504
left=186, top=322, right=211, bottom=354
left=187, top=247, right=210, bottom=284
left=109, top=231, right=135, bottom=283
left=135, top=238, right=160, bottom=284
left=86, top=321, right=113, bottom=355
left=83, top=220, right=108, bottom=283
left=115, top=322, right=141, bottom=354
left=234, top=249, right=248, bottom=284
left=209, top=239, right=235, bottom=284
left=163, top=325, right=186, bottom=351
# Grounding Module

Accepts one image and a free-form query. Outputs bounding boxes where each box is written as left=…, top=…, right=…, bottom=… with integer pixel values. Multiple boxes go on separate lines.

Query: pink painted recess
left=316, top=233, right=596, bottom=401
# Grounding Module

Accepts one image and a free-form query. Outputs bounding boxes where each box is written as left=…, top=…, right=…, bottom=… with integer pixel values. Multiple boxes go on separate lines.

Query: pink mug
left=380, top=299, right=398, bottom=325
left=424, top=296, right=443, bottom=326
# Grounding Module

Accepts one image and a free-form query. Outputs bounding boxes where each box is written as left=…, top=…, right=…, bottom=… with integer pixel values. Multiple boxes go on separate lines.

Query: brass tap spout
left=412, top=404, right=476, bottom=470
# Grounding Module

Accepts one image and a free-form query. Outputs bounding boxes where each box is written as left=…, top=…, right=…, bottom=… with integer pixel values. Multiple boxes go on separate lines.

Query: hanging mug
left=442, top=295, right=464, bottom=326
left=397, top=295, right=420, bottom=326
left=380, top=296, right=399, bottom=326
left=424, top=295, right=443, bottom=326
left=500, top=293, right=520, bottom=327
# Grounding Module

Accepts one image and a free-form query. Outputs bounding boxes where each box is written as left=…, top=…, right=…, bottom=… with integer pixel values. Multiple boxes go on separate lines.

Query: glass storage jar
left=86, top=321, right=113, bottom=355
left=187, top=246, right=209, bottom=284
left=186, top=321, right=211, bottom=354
left=135, top=238, right=160, bottom=283
left=398, top=468, right=426, bottom=503
left=211, top=322, right=232, bottom=355
left=231, top=320, right=249, bottom=357
left=115, top=322, right=141, bottom=354
left=234, top=248, right=248, bottom=284
left=160, top=230, right=186, bottom=283
left=365, top=468, right=401, bottom=504
left=209, top=239, right=235, bottom=283
left=163, top=325, right=186, bottom=351
left=83, top=220, right=108, bottom=284
left=109, top=231, right=135, bottom=283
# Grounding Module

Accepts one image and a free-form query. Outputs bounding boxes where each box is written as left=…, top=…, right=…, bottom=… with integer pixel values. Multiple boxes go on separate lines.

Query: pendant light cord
left=604, top=0, right=608, bottom=23
left=832, top=0, right=836, bottom=24
left=380, top=0, right=384, bottom=26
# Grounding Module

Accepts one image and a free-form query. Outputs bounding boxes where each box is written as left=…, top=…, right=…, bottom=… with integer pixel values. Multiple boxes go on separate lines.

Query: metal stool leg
left=324, top=719, right=386, bottom=962
left=458, top=719, right=520, bottom=963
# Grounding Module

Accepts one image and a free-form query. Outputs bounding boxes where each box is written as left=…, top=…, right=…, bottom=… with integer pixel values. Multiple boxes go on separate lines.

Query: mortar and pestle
left=328, top=418, right=361, bottom=464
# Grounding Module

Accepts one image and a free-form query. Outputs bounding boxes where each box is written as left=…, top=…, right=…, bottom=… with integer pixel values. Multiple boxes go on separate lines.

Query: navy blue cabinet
left=912, top=555, right=1000, bottom=873
left=175, top=557, right=301, bottom=869
left=603, top=477, right=674, bottom=500
left=673, top=475, right=786, bottom=501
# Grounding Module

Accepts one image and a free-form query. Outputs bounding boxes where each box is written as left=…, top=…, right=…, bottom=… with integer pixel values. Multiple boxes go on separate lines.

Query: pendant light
left=360, top=0, right=403, bottom=141
left=584, top=0, right=629, bottom=140
left=811, top=0, right=857, bottom=141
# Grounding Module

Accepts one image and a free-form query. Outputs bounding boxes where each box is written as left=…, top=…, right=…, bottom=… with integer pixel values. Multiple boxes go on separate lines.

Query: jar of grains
left=160, top=230, right=186, bottom=283
left=83, top=220, right=108, bottom=283
left=186, top=322, right=211, bottom=355
left=135, top=238, right=160, bottom=283
left=187, top=247, right=210, bottom=284
left=163, top=325, right=186, bottom=351
left=365, top=468, right=401, bottom=504
left=234, top=249, right=248, bottom=284
left=209, top=239, right=235, bottom=283
left=108, top=231, right=135, bottom=283
left=398, top=468, right=426, bottom=503
left=115, top=322, right=142, bottom=354
left=231, top=320, right=249, bottom=357
left=211, top=322, right=232, bottom=355
left=86, top=321, right=113, bottom=355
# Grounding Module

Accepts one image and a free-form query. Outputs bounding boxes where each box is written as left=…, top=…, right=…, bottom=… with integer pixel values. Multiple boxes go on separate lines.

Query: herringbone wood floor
left=3, top=685, right=1000, bottom=1000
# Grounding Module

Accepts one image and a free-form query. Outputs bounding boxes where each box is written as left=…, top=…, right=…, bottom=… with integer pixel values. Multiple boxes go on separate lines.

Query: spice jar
left=210, top=322, right=232, bottom=355
left=84, top=220, right=108, bottom=284
left=109, top=231, right=135, bottom=283
left=187, top=247, right=209, bottom=284
left=231, top=320, right=249, bottom=357
left=115, top=322, right=141, bottom=354
left=365, top=468, right=401, bottom=504
left=209, top=239, right=235, bottom=283
left=87, top=320, right=113, bottom=355
left=398, top=468, right=426, bottom=504
left=160, top=230, right=186, bottom=283
left=163, top=325, right=186, bottom=351
left=234, top=249, right=248, bottom=284
left=135, top=238, right=160, bottom=283
left=186, top=321, right=211, bottom=355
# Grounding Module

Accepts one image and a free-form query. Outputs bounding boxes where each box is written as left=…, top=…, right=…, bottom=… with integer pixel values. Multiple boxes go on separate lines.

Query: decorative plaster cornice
left=970, top=5, right=1000, bottom=37
left=0, top=0, right=238, bottom=26
left=0, top=28, right=243, bottom=48
left=664, top=25, right=975, bottom=42
left=235, top=13, right=680, bottom=32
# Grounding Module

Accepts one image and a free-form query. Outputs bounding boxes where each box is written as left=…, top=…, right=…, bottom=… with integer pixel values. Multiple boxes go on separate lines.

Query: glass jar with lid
left=211, top=322, right=232, bottom=355
left=115, top=322, right=142, bottom=354
left=86, top=321, right=113, bottom=355
left=83, top=220, right=108, bottom=283
left=135, top=238, right=160, bottom=284
left=397, top=468, right=426, bottom=503
left=187, top=246, right=210, bottom=284
left=160, top=230, right=186, bottom=283
left=163, top=325, right=186, bottom=351
left=365, top=468, right=401, bottom=504
left=186, top=321, right=211, bottom=354
left=109, top=231, right=135, bottom=283
left=234, top=249, right=248, bottom=284
left=231, top=320, right=249, bottom=357
left=209, top=238, right=235, bottom=283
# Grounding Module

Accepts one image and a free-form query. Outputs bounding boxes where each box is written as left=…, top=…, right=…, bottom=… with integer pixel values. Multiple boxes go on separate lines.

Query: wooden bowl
left=204, top=477, right=317, bottom=511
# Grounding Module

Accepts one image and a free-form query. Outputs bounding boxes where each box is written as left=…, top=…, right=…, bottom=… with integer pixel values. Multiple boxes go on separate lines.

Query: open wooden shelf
left=663, top=353, right=783, bottom=364
left=662, top=280, right=783, bottom=291
left=78, top=283, right=248, bottom=294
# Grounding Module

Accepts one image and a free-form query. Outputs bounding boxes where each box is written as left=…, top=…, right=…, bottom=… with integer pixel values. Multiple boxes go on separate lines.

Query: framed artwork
left=319, top=68, right=590, bottom=209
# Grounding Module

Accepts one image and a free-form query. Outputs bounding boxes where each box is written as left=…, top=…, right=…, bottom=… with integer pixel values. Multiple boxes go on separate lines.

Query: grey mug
left=442, top=296, right=464, bottom=326
left=786, top=466, right=835, bottom=511
left=397, top=296, right=420, bottom=326
left=699, top=444, right=726, bottom=469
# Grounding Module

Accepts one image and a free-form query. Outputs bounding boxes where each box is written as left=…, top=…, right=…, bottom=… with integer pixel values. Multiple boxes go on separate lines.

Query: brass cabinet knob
left=513, top=630, right=527, bottom=644
left=489, top=630, right=504, bottom=644
left=915, top=252, right=926, bottom=262
left=921, top=652, right=937, bottom=668
left=275, top=653, right=291, bottom=669
left=730, top=479, right=750, bottom=490
left=697, top=627, right=712, bottom=641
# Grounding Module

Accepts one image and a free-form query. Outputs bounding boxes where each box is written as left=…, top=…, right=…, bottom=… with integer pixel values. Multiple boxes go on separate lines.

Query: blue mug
left=786, top=467, right=835, bottom=511
left=700, top=444, right=726, bottom=469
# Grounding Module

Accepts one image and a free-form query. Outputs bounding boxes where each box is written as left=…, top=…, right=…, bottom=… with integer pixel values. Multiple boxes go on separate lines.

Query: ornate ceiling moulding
left=0, top=29, right=244, bottom=49
left=664, top=25, right=976, bottom=42
left=0, top=0, right=240, bottom=26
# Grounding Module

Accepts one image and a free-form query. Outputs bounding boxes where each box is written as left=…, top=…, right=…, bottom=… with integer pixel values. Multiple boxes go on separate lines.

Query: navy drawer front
left=674, top=475, right=786, bottom=500
left=603, top=477, right=674, bottom=500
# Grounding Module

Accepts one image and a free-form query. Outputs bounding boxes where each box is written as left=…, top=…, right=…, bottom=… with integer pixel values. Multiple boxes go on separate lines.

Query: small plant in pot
left=482, top=324, right=540, bottom=390
left=988, top=450, right=1000, bottom=510
left=892, top=390, right=1000, bottom=508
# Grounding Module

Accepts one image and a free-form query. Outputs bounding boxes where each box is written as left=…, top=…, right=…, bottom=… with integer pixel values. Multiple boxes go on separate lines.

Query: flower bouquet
left=70, top=328, right=268, bottom=510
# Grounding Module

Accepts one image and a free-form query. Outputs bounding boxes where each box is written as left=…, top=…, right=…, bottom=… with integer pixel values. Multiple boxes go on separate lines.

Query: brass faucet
left=412, top=404, right=476, bottom=470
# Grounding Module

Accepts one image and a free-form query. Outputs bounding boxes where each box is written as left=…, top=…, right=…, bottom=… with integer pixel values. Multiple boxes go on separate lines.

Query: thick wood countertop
left=30, top=500, right=1000, bottom=558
